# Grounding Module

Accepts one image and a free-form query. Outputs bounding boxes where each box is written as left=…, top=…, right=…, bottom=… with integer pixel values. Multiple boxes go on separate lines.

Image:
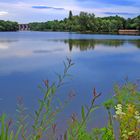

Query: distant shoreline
left=0, top=30, right=140, bottom=36
left=0, top=11, right=140, bottom=34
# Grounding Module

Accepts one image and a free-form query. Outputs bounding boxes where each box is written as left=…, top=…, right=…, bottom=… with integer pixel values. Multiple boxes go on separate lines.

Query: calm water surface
left=0, top=31, right=140, bottom=128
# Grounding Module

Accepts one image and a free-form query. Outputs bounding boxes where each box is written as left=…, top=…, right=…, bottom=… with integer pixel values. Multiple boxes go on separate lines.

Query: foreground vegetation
left=0, top=59, right=140, bottom=140
left=29, top=11, right=140, bottom=33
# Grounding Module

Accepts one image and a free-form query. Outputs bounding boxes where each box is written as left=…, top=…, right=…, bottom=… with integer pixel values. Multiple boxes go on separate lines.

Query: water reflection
left=130, top=40, right=140, bottom=48
left=2, top=37, right=138, bottom=79
left=33, top=48, right=64, bottom=54
left=63, top=39, right=140, bottom=51
left=0, top=32, right=140, bottom=128
left=0, top=39, right=140, bottom=57
left=0, top=40, right=18, bottom=50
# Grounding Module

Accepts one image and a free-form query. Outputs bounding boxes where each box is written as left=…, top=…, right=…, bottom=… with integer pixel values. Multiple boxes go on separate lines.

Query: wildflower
left=134, top=111, right=140, bottom=123
left=128, top=131, right=135, bottom=136
left=114, top=104, right=126, bottom=117
left=37, top=128, right=43, bottom=139
left=43, top=80, right=49, bottom=87
left=115, top=104, right=122, bottom=111
left=116, top=104, right=122, bottom=108
left=122, top=130, right=128, bottom=139
left=122, top=134, right=128, bottom=139
left=135, top=111, right=139, bottom=116
left=52, top=123, right=57, bottom=134
left=17, top=96, right=24, bottom=105
left=7, top=118, right=13, bottom=128
left=127, top=104, right=135, bottom=114
left=113, top=115, right=117, bottom=119
left=71, top=113, right=77, bottom=122
left=68, top=90, right=76, bottom=99
left=93, top=88, right=97, bottom=97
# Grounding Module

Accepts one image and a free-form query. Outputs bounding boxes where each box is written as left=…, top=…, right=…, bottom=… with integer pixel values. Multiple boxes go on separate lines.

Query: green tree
left=134, top=16, right=140, bottom=30
left=69, top=10, right=73, bottom=20
left=28, top=12, right=140, bottom=33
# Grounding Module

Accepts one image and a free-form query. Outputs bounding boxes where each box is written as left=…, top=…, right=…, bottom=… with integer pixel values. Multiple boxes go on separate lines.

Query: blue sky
left=0, top=0, right=139, bottom=23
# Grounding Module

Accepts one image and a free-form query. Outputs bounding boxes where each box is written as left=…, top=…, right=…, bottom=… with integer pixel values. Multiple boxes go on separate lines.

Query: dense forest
left=29, top=11, right=140, bottom=33
left=0, top=20, right=19, bottom=31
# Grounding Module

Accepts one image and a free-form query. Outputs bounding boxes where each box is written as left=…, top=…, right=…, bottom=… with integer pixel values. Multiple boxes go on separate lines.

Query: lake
left=0, top=31, right=140, bottom=129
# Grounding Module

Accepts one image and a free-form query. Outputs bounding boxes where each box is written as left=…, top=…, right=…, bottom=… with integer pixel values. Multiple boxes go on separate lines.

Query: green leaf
left=9, top=131, right=14, bottom=140
left=1, top=113, right=6, bottom=140
left=52, top=85, right=56, bottom=95
left=38, top=100, right=44, bottom=108
left=5, top=123, right=9, bottom=140
left=64, top=131, right=67, bottom=140
left=14, top=126, right=22, bottom=140
left=81, top=106, right=85, bottom=121
left=45, top=87, right=51, bottom=99
left=35, top=111, right=39, bottom=116
left=90, top=106, right=99, bottom=113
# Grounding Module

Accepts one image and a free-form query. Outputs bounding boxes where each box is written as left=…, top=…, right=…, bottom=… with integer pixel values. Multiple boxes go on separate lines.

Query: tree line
left=29, top=11, right=140, bottom=33
left=0, top=11, right=140, bottom=32
left=0, top=20, right=19, bottom=31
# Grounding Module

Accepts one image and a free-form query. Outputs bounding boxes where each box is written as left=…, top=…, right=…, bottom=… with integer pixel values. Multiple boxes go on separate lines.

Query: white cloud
left=94, top=44, right=139, bottom=54
left=0, top=0, right=139, bottom=22
left=0, top=11, right=8, bottom=16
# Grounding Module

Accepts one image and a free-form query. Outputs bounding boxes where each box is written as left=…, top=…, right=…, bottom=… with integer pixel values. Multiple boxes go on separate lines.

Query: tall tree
left=69, top=10, right=73, bottom=20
